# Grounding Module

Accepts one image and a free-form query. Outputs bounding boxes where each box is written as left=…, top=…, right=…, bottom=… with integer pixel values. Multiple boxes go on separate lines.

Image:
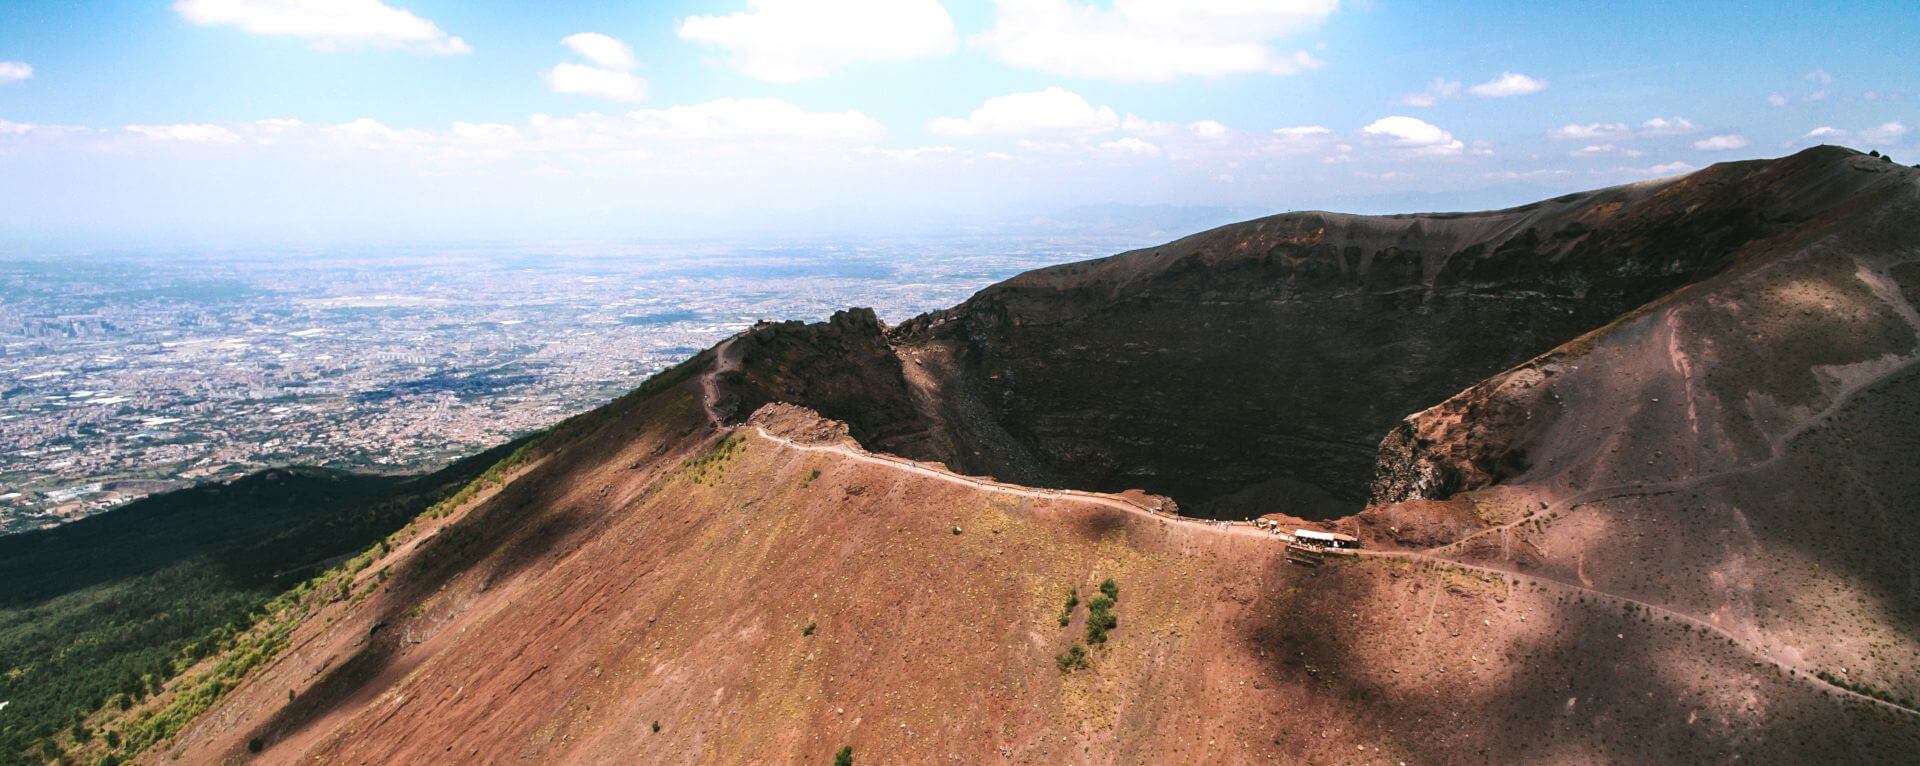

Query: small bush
left=1058, top=589, right=1079, bottom=627
left=651, top=720, right=661, bottom=733
left=1056, top=643, right=1088, bottom=672
left=247, top=738, right=264, bottom=753
left=1099, top=578, right=1119, bottom=600
left=1086, top=595, right=1118, bottom=644
left=803, top=621, right=816, bottom=637
left=834, top=745, right=854, bottom=766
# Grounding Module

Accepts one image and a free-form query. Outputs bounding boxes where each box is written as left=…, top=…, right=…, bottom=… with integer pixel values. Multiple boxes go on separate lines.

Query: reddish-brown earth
left=121, top=147, right=1920, bottom=764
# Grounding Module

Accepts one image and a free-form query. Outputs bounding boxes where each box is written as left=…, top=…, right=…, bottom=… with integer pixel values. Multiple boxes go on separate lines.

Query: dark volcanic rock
left=721, top=146, right=1910, bottom=520
left=719, top=308, right=939, bottom=457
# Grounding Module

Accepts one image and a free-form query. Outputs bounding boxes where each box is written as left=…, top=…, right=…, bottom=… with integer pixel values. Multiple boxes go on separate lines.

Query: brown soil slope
left=1371, top=148, right=1920, bottom=712
left=141, top=147, right=1920, bottom=764
left=152, top=387, right=1917, bottom=765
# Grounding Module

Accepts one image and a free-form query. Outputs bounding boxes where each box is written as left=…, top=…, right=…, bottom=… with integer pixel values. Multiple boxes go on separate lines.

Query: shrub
left=803, top=621, right=816, bottom=637
left=1058, top=589, right=1079, bottom=627
left=248, top=738, right=264, bottom=753
left=1086, top=595, right=1117, bottom=644
left=834, top=745, right=854, bottom=766
left=1099, top=578, right=1118, bottom=600
left=651, top=721, right=661, bottom=733
left=1056, top=643, right=1088, bottom=672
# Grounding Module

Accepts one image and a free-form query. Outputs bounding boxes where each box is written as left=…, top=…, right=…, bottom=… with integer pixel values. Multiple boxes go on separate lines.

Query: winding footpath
left=696, top=334, right=1919, bottom=717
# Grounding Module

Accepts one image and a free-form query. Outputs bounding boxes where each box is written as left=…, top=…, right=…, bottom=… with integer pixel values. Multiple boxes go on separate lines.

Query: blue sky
left=1, top=0, right=1915, bottom=245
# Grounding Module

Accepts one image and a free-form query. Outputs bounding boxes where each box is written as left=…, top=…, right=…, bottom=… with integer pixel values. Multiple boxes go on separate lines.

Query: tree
left=834, top=745, right=854, bottom=766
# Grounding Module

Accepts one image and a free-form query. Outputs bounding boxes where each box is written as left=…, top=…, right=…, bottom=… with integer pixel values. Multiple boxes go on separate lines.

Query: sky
left=0, top=0, right=1916, bottom=246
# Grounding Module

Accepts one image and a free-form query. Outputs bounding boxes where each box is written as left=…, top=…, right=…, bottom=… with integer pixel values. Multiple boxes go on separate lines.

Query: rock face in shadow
left=717, top=308, right=939, bottom=457
left=725, top=146, right=1905, bottom=519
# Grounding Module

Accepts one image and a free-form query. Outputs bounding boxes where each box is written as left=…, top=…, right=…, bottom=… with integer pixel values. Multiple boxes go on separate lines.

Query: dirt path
left=747, top=426, right=1277, bottom=541
left=701, top=332, right=747, bottom=425
left=696, top=336, right=1919, bottom=717
left=1358, top=548, right=1920, bottom=716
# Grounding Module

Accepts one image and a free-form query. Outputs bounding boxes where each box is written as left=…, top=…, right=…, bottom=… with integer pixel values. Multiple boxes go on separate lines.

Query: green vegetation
left=682, top=434, right=746, bottom=485
left=1, top=437, right=541, bottom=764
left=8, top=349, right=725, bottom=764
left=801, top=468, right=822, bottom=488
left=1057, top=588, right=1079, bottom=627
left=834, top=744, right=854, bottom=766
left=1056, top=643, right=1088, bottom=672
left=1086, top=580, right=1120, bottom=645
left=803, top=621, right=817, bottom=637
left=651, top=721, right=661, bottom=733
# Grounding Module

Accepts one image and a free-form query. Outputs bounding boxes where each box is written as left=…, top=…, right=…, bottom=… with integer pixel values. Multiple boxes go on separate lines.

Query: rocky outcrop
left=717, top=308, right=940, bottom=458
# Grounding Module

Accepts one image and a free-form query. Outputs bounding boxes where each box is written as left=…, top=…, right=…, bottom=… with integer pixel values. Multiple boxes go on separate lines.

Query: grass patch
left=682, top=434, right=746, bottom=485
left=1057, top=588, right=1079, bottom=627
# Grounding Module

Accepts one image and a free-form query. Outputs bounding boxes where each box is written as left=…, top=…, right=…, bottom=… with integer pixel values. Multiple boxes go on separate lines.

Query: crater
left=717, top=148, right=1879, bottom=520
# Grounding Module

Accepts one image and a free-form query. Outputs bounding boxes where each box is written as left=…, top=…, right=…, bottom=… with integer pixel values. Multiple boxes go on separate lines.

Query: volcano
left=86, top=147, right=1920, bottom=764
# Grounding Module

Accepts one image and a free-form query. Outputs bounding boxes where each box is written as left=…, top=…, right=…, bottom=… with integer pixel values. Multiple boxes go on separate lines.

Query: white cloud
left=1120, top=114, right=1174, bottom=136
left=1362, top=115, right=1463, bottom=157
left=1638, top=161, right=1697, bottom=176
left=0, top=61, right=31, bottom=85
left=547, top=63, right=649, bottom=103
left=1272, top=125, right=1332, bottom=138
left=1767, top=93, right=1789, bottom=107
left=1395, top=77, right=1460, bottom=107
left=1550, top=117, right=1695, bottom=141
left=860, top=145, right=959, bottom=161
left=1187, top=120, right=1228, bottom=139
left=173, top=0, right=470, bottom=54
left=1095, top=136, right=1160, bottom=155
left=1799, top=123, right=1907, bottom=146
left=450, top=121, right=521, bottom=143
left=1860, top=122, right=1908, bottom=144
left=325, top=117, right=434, bottom=146
left=1693, top=134, right=1749, bottom=151
left=1467, top=72, right=1547, bottom=97
left=604, top=98, right=883, bottom=142
left=976, top=0, right=1335, bottom=82
left=1638, top=116, right=1697, bottom=136
left=561, top=33, right=637, bottom=71
left=1261, top=125, right=1338, bottom=158
left=1549, top=123, right=1629, bottom=141
left=678, top=0, right=957, bottom=82
left=929, top=87, right=1118, bottom=136
left=125, top=123, right=241, bottom=143
left=1805, top=68, right=1832, bottom=86
left=1571, top=143, right=1644, bottom=158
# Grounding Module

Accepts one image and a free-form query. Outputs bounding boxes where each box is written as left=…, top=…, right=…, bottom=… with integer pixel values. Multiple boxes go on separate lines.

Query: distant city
left=0, top=236, right=1135, bottom=533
